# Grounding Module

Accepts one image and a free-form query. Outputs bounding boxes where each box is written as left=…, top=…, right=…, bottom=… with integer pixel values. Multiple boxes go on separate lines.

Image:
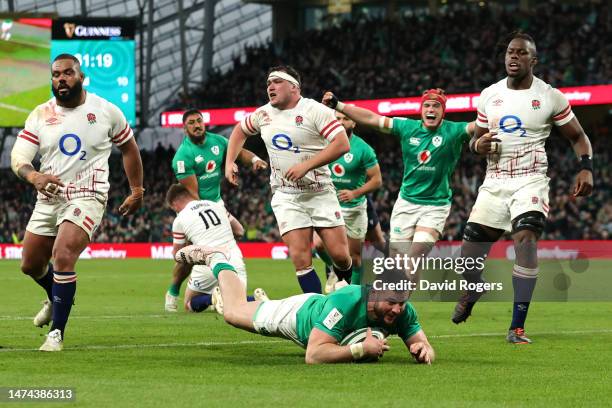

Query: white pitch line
left=0, top=314, right=171, bottom=321
left=1, top=329, right=611, bottom=353
left=0, top=102, right=30, bottom=113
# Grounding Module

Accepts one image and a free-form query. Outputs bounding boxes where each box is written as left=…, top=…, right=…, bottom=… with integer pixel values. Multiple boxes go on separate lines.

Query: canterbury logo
left=64, top=23, right=76, bottom=38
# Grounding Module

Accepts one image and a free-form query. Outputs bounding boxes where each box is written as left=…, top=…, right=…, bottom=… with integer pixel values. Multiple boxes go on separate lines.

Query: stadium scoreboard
left=51, top=18, right=136, bottom=126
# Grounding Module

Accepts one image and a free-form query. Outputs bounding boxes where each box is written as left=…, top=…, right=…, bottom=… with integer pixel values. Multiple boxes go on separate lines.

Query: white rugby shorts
left=468, top=175, right=550, bottom=232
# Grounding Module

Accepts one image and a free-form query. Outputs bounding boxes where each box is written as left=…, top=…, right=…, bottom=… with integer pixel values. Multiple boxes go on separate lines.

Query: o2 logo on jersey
left=332, top=163, right=345, bottom=177
left=272, top=134, right=300, bottom=153
left=417, top=150, right=431, bottom=164
left=499, top=115, right=527, bottom=137
left=59, top=134, right=86, bottom=160
left=205, top=160, right=216, bottom=173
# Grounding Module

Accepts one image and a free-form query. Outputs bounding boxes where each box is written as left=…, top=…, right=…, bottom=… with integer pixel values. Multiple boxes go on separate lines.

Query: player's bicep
left=556, top=117, right=587, bottom=144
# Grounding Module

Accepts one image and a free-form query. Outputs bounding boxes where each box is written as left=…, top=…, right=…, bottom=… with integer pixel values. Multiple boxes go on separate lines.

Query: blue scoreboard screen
left=51, top=18, right=136, bottom=126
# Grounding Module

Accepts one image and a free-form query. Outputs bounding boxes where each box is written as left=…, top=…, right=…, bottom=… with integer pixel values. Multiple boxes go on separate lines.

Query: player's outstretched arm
left=117, top=138, right=144, bottom=216
left=225, top=124, right=249, bottom=186
left=305, top=327, right=389, bottom=364
left=322, top=91, right=392, bottom=133
left=285, top=131, right=350, bottom=182
left=404, top=329, right=435, bottom=365
left=337, top=164, right=382, bottom=203
left=557, top=118, right=594, bottom=197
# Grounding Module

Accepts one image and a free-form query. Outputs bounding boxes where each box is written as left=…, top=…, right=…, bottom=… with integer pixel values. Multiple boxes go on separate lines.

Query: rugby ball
left=340, top=327, right=388, bottom=363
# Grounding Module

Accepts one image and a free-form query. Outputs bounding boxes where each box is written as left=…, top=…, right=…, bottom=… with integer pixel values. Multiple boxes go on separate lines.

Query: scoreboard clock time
left=51, top=18, right=136, bottom=126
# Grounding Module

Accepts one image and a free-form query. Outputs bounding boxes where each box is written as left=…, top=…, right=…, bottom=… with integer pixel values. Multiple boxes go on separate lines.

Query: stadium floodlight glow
left=160, top=84, right=612, bottom=128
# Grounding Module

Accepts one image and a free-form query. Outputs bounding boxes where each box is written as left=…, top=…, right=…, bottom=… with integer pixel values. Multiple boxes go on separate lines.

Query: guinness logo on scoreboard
left=53, top=18, right=135, bottom=40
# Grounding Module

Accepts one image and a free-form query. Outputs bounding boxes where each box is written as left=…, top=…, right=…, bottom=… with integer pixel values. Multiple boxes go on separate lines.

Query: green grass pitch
left=1, top=259, right=611, bottom=407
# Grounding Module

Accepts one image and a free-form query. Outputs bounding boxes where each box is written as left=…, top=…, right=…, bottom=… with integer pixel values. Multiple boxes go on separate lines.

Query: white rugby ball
left=340, top=327, right=388, bottom=363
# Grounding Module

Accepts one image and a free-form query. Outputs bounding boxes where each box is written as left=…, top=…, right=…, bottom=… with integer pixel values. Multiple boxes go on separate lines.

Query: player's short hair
left=182, top=109, right=203, bottom=124
left=53, top=53, right=81, bottom=66
left=166, top=183, right=195, bottom=206
left=267, top=65, right=301, bottom=87
left=506, top=31, right=537, bottom=56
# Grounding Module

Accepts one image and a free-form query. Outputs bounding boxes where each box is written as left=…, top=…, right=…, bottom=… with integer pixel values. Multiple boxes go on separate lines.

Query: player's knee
left=20, top=261, right=45, bottom=278
left=512, top=211, right=545, bottom=240
left=52, top=248, right=79, bottom=271
left=463, top=222, right=497, bottom=243
left=333, top=255, right=352, bottom=270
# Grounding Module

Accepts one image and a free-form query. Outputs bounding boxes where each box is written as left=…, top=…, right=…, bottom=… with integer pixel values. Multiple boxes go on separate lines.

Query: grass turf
left=1, top=259, right=611, bottom=407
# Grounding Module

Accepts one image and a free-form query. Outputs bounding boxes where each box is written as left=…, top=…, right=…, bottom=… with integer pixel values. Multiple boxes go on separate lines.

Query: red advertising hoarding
left=1, top=241, right=610, bottom=260
left=160, top=85, right=612, bottom=127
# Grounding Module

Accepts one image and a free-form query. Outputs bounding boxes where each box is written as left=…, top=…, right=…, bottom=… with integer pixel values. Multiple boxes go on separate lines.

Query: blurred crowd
left=169, top=1, right=611, bottom=109
left=1, top=0, right=610, bottom=243
left=1, top=120, right=609, bottom=243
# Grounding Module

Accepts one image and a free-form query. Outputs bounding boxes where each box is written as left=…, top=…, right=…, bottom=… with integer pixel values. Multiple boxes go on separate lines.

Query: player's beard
left=188, top=132, right=205, bottom=144
left=52, top=80, right=83, bottom=104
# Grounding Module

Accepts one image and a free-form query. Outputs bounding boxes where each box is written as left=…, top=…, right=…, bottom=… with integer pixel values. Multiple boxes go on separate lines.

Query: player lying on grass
left=175, top=246, right=435, bottom=364
left=166, top=183, right=268, bottom=312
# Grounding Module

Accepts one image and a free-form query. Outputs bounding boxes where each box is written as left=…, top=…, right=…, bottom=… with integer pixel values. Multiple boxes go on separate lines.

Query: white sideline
left=1, top=329, right=611, bottom=353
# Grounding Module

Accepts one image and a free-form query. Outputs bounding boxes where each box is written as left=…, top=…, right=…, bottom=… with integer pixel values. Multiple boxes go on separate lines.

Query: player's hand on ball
left=337, top=189, right=357, bottom=202
left=475, top=132, right=502, bottom=155
left=225, top=162, right=239, bottom=186
left=285, top=162, right=309, bottom=182
left=321, top=91, right=338, bottom=109
left=28, top=172, right=64, bottom=198
left=409, top=342, right=434, bottom=365
left=573, top=169, right=594, bottom=197
left=362, top=328, right=390, bottom=360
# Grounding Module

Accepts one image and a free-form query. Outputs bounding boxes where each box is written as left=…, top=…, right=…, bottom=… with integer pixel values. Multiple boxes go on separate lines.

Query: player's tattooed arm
left=322, top=91, right=392, bottom=133
left=557, top=117, right=593, bottom=197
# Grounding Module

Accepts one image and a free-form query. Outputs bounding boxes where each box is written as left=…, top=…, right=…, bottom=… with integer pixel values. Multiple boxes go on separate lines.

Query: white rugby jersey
left=476, top=76, right=574, bottom=178
left=240, top=97, right=345, bottom=193
left=172, top=200, right=236, bottom=248
left=13, top=93, right=133, bottom=202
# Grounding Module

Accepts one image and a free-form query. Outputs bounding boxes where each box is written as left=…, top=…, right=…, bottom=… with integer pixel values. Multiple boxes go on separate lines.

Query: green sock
left=315, top=248, right=334, bottom=268
left=351, top=264, right=364, bottom=285
left=212, top=263, right=236, bottom=279
left=168, top=283, right=180, bottom=297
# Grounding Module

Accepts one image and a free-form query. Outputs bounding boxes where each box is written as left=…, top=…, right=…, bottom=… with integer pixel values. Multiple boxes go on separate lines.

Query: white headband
left=267, top=71, right=300, bottom=87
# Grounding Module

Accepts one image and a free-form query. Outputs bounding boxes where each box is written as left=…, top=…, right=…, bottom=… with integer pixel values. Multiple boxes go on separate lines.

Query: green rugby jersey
left=391, top=118, right=470, bottom=206
left=329, top=134, right=378, bottom=208
left=295, top=285, right=421, bottom=346
left=171, top=132, right=228, bottom=202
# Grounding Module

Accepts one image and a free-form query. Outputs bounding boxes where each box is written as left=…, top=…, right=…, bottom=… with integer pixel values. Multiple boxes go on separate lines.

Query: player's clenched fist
left=473, top=132, right=502, bottom=155
left=321, top=91, right=340, bottom=110
left=27, top=172, right=64, bottom=198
